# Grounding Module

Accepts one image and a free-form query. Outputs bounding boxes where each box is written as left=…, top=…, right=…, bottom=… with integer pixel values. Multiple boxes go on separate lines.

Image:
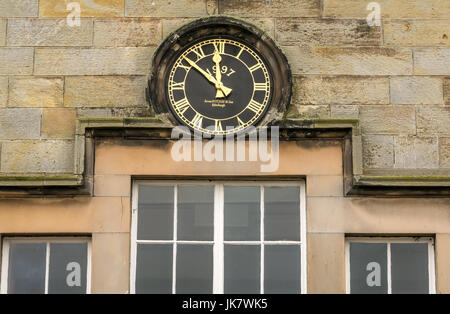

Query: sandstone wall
left=0, top=0, right=449, bottom=175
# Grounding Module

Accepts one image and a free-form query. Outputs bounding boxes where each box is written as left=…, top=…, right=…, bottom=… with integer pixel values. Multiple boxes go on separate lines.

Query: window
left=131, top=181, right=306, bottom=294
left=1, top=237, right=91, bottom=294
left=346, top=237, right=435, bottom=294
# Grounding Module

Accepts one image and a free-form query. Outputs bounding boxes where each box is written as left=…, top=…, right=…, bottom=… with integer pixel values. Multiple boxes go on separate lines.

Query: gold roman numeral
left=254, top=83, right=268, bottom=91
left=171, top=82, right=185, bottom=90
left=214, top=41, right=225, bottom=54
left=191, top=113, right=203, bottom=128
left=192, top=46, right=205, bottom=59
left=236, top=47, right=244, bottom=59
left=247, top=100, right=264, bottom=113
left=249, top=64, right=262, bottom=72
left=237, top=116, right=246, bottom=127
left=178, top=62, right=191, bottom=71
left=214, top=120, right=223, bottom=132
left=173, top=98, right=190, bottom=114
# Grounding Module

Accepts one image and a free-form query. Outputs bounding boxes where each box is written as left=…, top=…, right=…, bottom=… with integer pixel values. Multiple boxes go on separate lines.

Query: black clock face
left=166, top=38, right=273, bottom=135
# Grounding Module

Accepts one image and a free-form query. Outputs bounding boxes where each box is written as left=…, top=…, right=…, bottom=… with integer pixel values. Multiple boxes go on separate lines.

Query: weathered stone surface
left=0, top=0, right=38, bottom=17
left=8, top=77, right=63, bottom=108
left=445, top=79, right=450, bottom=105
left=0, top=77, right=7, bottom=107
left=277, top=18, right=381, bottom=45
left=0, top=19, right=6, bottom=45
left=126, top=0, right=207, bottom=17
left=414, top=48, right=450, bottom=75
left=384, top=20, right=450, bottom=47
left=283, top=46, right=412, bottom=75
left=35, top=48, right=154, bottom=75
left=41, top=108, right=76, bottom=139
left=286, top=104, right=330, bottom=119
left=0, top=109, right=41, bottom=140
left=360, top=106, right=416, bottom=135
left=417, top=106, right=450, bottom=135
left=64, top=76, right=147, bottom=107
left=362, top=135, right=394, bottom=168
left=394, top=136, right=439, bottom=169
left=76, top=107, right=153, bottom=118
left=323, top=0, right=450, bottom=19
left=390, top=77, right=444, bottom=105
left=94, top=18, right=162, bottom=47
left=40, top=0, right=124, bottom=17
left=293, top=76, right=389, bottom=105
left=0, top=48, right=34, bottom=75
left=163, top=17, right=275, bottom=39
left=219, top=0, right=320, bottom=17
left=0, top=140, right=74, bottom=173
left=330, top=105, right=359, bottom=118
left=440, top=138, right=450, bottom=168
left=7, top=18, right=93, bottom=46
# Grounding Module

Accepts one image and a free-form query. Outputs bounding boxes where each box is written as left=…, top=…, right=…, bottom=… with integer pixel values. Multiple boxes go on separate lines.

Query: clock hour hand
left=183, top=56, right=232, bottom=96
left=213, top=50, right=225, bottom=98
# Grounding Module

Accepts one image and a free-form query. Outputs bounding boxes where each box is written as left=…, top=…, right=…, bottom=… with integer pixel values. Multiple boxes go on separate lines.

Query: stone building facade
left=0, top=0, right=449, bottom=294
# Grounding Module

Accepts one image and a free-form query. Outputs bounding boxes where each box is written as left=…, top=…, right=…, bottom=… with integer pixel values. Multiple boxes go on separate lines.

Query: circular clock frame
left=148, top=17, right=292, bottom=135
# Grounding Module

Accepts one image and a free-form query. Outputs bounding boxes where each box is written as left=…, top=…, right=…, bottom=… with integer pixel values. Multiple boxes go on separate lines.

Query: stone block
left=293, top=76, right=389, bottom=105
left=1, top=140, right=74, bottom=173
left=41, top=108, right=76, bottom=139
left=390, top=77, right=444, bottom=105
left=219, top=0, right=320, bottom=18
left=35, top=48, right=154, bottom=75
left=441, top=138, right=450, bottom=168
left=40, top=0, right=124, bottom=17
left=94, top=18, right=162, bottom=47
left=277, top=18, right=381, bottom=46
left=417, top=106, right=450, bottom=135
left=0, top=0, right=38, bottom=17
left=0, top=108, right=41, bottom=140
left=0, top=48, right=34, bottom=75
left=414, top=48, right=450, bottom=75
left=8, top=77, right=63, bottom=108
left=7, top=18, right=93, bottom=46
left=384, top=20, right=450, bottom=47
left=126, top=0, right=207, bottom=17
left=394, top=136, right=439, bottom=169
left=360, top=105, right=416, bottom=135
left=362, top=135, right=394, bottom=169
left=64, top=76, right=147, bottom=107
left=283, top=46, right=412, bottom=75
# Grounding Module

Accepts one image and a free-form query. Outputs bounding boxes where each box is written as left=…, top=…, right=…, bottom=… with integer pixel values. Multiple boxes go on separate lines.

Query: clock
left=148, top=17, right=291, bottom=135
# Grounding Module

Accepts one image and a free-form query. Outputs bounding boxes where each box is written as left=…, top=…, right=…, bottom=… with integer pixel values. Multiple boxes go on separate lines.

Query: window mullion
left=44, top=242, right=50, bottom=294
left=260, top=185, right=264, bottom=294
left=213, top=184, right=224, bottom=294
left=172, top=185, right=178, bottom=294
left=387, top=242, right=392, bottom=294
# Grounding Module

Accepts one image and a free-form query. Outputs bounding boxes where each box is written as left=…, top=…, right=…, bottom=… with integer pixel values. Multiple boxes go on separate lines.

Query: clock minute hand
left=183, top=57, right=232, bottom=96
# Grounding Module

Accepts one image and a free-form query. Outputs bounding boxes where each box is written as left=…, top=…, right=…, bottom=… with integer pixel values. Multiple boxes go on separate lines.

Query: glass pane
left=391, top=243, right=429, bottom=294
left=177, top=185, right=214, bottom=241
left=224, top=245, right=260, bottom=294
left=264, top=245, right=301, bottom=294
left=138, top=185, right=174, bottom=240
left=224, top=186, right=260, bottom=241
left=135, top=244, right=172, bottom=294
left=48, top=243, right=87, bottom=294
left=264, top=186, right=300, bottom=241
left=8, top=243, right=46, bottom=294
left=176, top=245, right=213, bottom=293
left=350, top=243, right=388, bottom=294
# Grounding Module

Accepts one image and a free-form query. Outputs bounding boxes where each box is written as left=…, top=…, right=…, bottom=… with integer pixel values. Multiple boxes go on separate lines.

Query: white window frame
left=131, top=180, right=307, bottom=294
left=1, top=237, right=92, bottom=294
left=345, top=237, right=436, bottom=294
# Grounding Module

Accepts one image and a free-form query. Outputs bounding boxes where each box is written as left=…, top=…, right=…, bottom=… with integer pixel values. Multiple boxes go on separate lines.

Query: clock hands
left=183, top=55, right=232, bottom=98
left=213, top=49, right=226, bottom=98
